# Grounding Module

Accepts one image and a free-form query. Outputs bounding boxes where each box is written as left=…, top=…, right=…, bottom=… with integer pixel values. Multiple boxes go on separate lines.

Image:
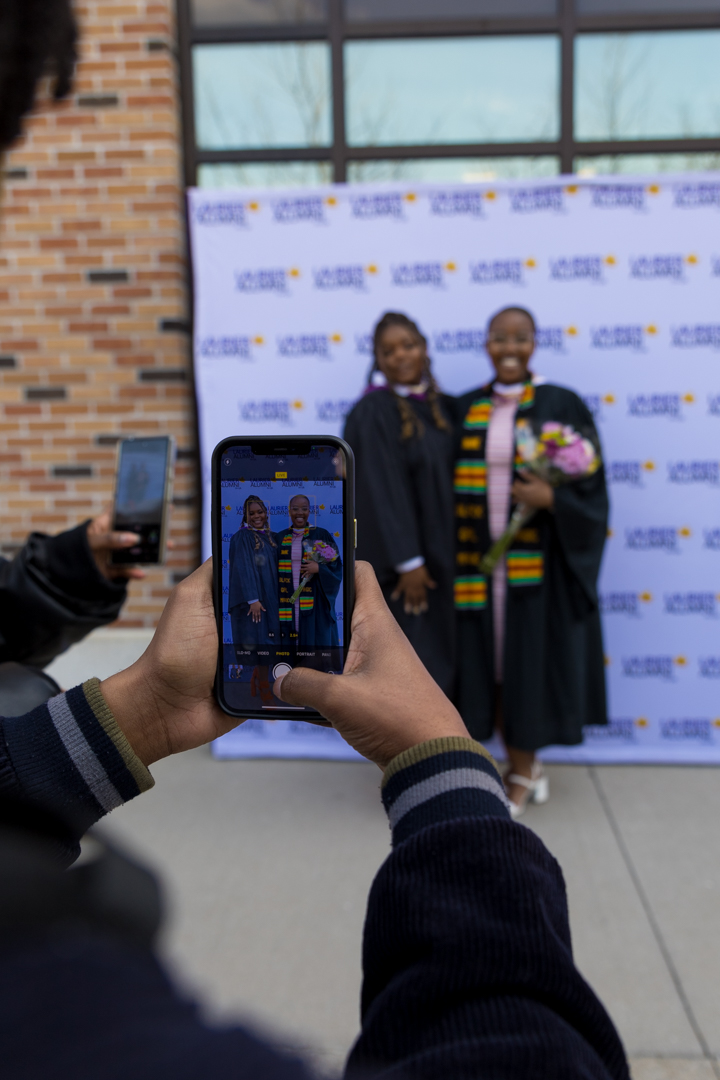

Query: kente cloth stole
left=278, top=527, right=314, bottom=623
left=454, top=380, right=543, bottom=611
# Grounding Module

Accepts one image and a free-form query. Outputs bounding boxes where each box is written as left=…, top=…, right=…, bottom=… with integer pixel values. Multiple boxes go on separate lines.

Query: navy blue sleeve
left=346, top=738, right=629, bottom=1080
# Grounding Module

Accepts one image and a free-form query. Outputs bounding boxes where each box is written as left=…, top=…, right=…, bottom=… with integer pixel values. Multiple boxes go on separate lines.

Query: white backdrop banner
left=188, top=175, right=720, bottom=765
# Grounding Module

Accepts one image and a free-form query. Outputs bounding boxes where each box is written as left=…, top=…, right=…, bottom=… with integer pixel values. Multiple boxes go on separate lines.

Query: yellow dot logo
left=714, top=719, right=720, bottom=728
left=334, top=531, right=340, bottom=537
left=566, top=325, right=578, bottom=336
left=366, top=264, right=378, bottom=274
left=253, top=336, right=264, bottom=345
left=640, top=592, right=652, bottom=602
left=565, top=184, right=579, bottom=194
left=331, top=333, right=343, bottom=344
left=525, top=258, right=537, bottom=269
left=247, top=201, right=260, bottom=211
left=686, top=254, right=699, bottom=264
left=225, top=505, right=231, bottom=511
left=445, top=261, right=457, bottom=272
left=605, top=255, right=616, bottom=265
left=635, top=717, right=649, bottom=728
left=603, top=394, right=616, bottom=404
left=484, top=190, right=496, bottom=200
left=404, top=192, right=417, bottom=202
left=607, top=527, right=614, bottom=538
left=325, top=196, right=337, bottom=206
left=292, top=400, right=303, bottom=410
left=647, top=184, right=660, bottom=194
left=645, top=324, right=658, bottom=335
left=684, top=393, right=695, bottom=403
left=319, top=504, right=325, bottom=510
left=604, top=655, right=611, bottom=666
left=643, top=461, right=655, bottom=471
left=287, top=267, right=300, bottom=278
left=678, top=527, right=691, bottom=538
left=674, top=656, right=687, bottom=666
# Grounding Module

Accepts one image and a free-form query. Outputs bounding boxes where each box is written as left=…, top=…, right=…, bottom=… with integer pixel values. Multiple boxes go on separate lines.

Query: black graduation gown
left=273, top=526, right=342, bottom=648
left=455, top=382, right=608, bottom=751
left=343, top=389, right=456, bottom=695
left=228, top=528, right=280, bottom=648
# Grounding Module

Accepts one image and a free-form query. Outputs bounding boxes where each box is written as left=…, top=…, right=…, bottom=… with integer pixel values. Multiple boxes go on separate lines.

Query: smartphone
left=110, top=436, right=175, bottom=565
left=212, top=435, right=355, bottom=720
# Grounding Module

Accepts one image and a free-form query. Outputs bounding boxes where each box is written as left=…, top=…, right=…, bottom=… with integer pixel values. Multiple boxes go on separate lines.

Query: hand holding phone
left=110, top=436, right=175, bottom=566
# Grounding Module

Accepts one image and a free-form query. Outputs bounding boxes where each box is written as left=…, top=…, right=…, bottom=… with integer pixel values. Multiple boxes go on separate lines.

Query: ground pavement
left=46, top=629, right=720, bottom=1080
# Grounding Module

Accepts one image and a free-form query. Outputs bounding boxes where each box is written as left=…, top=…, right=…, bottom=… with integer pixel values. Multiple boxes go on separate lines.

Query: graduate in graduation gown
left=454, top=306, right=608, bottom=817
left=228, top=496, right=280, bottom=649
left=343, top=312, right=456, bottom=695
left=274, top=493, right=342, bottom=649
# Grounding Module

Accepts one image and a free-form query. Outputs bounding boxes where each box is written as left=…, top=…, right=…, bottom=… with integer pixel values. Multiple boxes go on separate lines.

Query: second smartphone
left=212, top=435, right=355, bottom=720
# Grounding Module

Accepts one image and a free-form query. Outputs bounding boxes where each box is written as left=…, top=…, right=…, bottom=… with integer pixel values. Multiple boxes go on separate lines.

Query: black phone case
left=211, top=434, right=355, bottom=721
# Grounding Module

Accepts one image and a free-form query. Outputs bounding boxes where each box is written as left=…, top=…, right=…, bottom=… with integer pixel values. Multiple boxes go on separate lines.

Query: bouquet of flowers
left=479, top=419, right=601, bottom=575
left=288, top=539, right=339, bottom=603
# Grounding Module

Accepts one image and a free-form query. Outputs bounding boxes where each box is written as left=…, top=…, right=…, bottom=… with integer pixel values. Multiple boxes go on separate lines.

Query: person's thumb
left=425, top=575, right=438, bottom=589
left=274, top=666, right=340, bottom=718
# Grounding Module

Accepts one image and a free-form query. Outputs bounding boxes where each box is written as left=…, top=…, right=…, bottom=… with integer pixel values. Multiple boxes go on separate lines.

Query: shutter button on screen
left=272, top=662, right=293, bottom=680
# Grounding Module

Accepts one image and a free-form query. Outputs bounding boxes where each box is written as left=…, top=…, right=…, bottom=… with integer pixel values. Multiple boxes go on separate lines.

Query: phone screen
left=112, top=436, right=173, bottom=564
left=217, top=440, right=350, bottom=715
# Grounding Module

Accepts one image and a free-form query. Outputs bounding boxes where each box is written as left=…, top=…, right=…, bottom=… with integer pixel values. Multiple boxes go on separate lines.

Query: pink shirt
left=291, top=529, right=305, bottom=629
left=486, top=389, right=522, bottom=683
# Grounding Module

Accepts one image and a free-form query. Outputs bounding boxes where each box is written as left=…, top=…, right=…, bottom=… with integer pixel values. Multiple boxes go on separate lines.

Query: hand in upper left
left=511, top=470, right=554, bottom=510
left=86, top=511, right=145, bottom=581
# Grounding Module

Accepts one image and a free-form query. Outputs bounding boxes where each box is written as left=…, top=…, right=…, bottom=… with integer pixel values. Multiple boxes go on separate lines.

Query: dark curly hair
left=487, top=306, right=537, bottom=335
left=370, top=312, right=449, bottom=441
left=242, top=495, right=276, bottom=551
left=0, top=0, right=77, bottom=152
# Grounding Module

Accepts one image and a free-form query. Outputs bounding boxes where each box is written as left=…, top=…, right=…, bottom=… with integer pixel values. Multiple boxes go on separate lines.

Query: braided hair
left=0, top=0, right=77, bottom=152
left=242, top=496, right=276, bottom=551
left=371, top=312, right=449, bottom=441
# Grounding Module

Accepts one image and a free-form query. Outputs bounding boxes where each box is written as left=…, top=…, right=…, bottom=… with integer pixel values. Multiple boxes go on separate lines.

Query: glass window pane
left=345, top=37, right=560, bottom=147
left=191, top=0, right=326, bottom=26
left=346, top=0, right=554, bottom=19
left=347, top=156, right=560, bottom=183
left=197, top=162, right=334, bottom=186
left=193, top=43, right=332, bottom=149
left=577, top=0, right=720, bottom=12
left=575, top=152, right=720, bottom=176
left=575, top=31, right=720, bottom=141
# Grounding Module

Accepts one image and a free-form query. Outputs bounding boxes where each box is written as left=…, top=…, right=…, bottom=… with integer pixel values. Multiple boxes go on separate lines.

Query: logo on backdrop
left=599, top=591, right=652, bottom=616
left=583, top=720, right=638, bottom=742
left=272, top=195, right=329, bottom=224
left=590, top=324, right=656, bottom=349
left=660, top=719, right=716, bottom=742
left=549, top=255, right=615, bottom=283
left=671, top=324, right=720, bottom=348
left=620, top=656, right=684, bottom=679
left=277, top=333, right=343, bottom=358
left=625, top=527, right=691, bottom=552
left=673, top=182, right=720, bottom=208
left=704, top=529, right=720, bottom=549
left=429, top=190, right=484, bottom=217
left=607, top=460, right=654, bottom=485
left=664, top=592, right=718, bottom=615
left=312, top=264, right=378, bottom=290
left=390, top=261, right=456, bottom=288
left=193, top=200, right=247, bottom=227
left=699, top=657, right=720, bottom=677
left=627, top=393, right=693, bottom=418
left=198, top=335, right=263, bottom=360
left=238, top=400, right=303, bottom=425
left=667, top=461, right=719, bottom=484
left=469, top=258, right=535, bottom=285
left=315, top=400, right=354, bottom=422
left=591, top=184, right=648, bottom=211
left=581, top=393, right=615, bottom=420
left=354, top=333, right=372, bottom=355
left=235, top=268, right=299, bottom=294
left=351, top=192, right=405, bottom=220
left=510, top=186, right=564, bottom=213
left=629, top=254, right=697, bottom=280
left=433, top=328, right=485, bottom=353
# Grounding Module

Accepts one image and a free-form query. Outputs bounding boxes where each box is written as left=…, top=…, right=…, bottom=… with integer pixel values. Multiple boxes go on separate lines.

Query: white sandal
left=506, top=763, right=549, bottom=820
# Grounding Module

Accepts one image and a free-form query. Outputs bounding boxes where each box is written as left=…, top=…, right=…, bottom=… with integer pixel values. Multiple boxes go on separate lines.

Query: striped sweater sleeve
left=381, top=736, right=510, bottom=845
left=0, top=677, right=153, bottom=836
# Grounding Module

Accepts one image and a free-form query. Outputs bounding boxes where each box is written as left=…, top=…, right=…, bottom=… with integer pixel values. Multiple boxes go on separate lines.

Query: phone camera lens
left=223, top=457, right=231, bottom=466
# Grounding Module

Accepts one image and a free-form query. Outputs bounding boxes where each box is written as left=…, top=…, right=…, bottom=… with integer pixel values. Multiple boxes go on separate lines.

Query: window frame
left=177, top=0, right=720, bottom=185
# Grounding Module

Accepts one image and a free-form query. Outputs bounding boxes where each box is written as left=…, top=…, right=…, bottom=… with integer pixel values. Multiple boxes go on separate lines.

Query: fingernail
left=122, top=533, right=140, bottom=542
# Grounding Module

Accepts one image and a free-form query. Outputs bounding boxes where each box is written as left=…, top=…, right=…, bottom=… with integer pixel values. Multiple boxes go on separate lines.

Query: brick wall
left=0, top=0, right=196, bottom=626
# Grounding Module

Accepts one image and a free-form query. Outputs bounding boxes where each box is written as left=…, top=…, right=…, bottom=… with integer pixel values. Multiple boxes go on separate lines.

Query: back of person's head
left=0, top=0, right=77, bottom=152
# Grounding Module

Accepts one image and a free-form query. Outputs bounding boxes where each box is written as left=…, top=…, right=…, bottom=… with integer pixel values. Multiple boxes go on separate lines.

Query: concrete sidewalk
left=48, top=631, right=720, bottom=1078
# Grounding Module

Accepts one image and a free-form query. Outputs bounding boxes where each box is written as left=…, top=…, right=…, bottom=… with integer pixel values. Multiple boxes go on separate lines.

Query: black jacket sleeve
left=348, top=816, right=628, bottom=1079
left=0, top=524, right=127, bottom=667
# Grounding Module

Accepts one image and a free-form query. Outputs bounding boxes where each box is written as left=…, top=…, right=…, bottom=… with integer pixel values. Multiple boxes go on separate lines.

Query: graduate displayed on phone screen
left=216, top=442, right=348, bottom=716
